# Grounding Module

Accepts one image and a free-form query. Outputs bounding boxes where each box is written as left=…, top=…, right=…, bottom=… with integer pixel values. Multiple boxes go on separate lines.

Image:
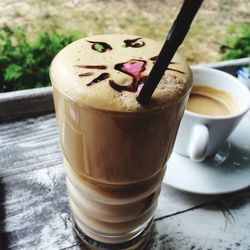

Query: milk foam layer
left=50, top=34, right=191, bottom=111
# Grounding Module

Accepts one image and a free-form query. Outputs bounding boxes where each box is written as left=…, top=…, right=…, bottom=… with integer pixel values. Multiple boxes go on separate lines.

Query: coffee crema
left=187, top=85, right=238, bottom=116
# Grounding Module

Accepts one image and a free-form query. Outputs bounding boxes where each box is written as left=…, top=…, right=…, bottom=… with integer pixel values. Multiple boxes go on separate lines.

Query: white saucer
left=163, top=112, right=250, bottom=195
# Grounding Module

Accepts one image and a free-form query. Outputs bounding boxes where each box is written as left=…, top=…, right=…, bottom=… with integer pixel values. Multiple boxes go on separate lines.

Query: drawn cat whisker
left=78, top=72, right=94, bottom=77
left=74, top=65, right=107, bottom=70
left=87, top=73, right=110, bottom=86
left=167, top=68, right=185, bottom=74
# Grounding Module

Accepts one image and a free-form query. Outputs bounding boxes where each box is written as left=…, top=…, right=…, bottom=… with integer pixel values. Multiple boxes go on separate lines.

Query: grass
left=0, top=0, right=250, bottom=64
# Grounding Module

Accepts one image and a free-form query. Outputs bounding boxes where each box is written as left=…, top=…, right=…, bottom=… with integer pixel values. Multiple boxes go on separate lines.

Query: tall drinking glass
left=50, top=34, right=192, bottom=249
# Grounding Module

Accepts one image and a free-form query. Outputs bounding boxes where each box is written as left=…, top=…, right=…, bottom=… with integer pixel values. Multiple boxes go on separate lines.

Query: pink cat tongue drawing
left=121, top=60, right=145, bottom=81
left=108, top=59, right=147, bottom=92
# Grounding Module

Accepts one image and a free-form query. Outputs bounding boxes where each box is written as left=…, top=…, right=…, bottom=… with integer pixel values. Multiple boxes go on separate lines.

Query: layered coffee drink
left=50, top=34, right=191, bottom=248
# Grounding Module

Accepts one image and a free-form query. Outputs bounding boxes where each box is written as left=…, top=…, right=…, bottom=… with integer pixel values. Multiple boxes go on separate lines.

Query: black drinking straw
left=137, top=0, right=204, bottom=105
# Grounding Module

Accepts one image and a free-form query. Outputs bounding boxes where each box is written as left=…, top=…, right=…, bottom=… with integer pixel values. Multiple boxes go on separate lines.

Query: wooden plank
left=0, top=87, right=54, bottom=122
left=147, top=190, right=250, bottom=250
left=204, top=57, right=249, bottom=76
left=0, top=114, right=62, bottom=177
left=0, top=165, right=75, bottom=250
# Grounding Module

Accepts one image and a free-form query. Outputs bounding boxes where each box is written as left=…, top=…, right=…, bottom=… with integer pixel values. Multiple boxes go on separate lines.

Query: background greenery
left=220, top=24, right=250, bottom=60
left=0, top=0, right=249, bottom=92
left=0, top=26, right=78, bottom=92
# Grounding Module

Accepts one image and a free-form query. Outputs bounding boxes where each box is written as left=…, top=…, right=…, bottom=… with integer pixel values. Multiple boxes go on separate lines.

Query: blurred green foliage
left=220, top=24, right=250, bottom=60
left=0, top=25, right=78, bottom=92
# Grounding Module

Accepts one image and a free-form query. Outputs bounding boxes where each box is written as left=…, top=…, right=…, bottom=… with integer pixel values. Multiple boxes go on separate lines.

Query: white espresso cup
left=173, top=67, right=250, bottom=161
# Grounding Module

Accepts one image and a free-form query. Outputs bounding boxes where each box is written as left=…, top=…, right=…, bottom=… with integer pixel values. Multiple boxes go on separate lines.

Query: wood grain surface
left=0, top=87, right=53, bottom=122
left=1, top=114, right=250, bottom=250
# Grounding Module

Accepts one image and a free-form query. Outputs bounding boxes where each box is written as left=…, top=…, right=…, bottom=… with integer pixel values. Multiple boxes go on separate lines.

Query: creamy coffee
left=187, top=85, right=237, bottom=116
left=50, top=34, right=191, bottom=247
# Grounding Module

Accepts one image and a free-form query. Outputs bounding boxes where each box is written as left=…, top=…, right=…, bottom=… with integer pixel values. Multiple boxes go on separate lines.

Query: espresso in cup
left=173, top=67, right=250, bottom=162
left=187, top=85, right=238, bottom=116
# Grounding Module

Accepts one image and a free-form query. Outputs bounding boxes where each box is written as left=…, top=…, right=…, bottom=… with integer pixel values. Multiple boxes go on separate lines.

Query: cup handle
left=188, top=124, right=209, bottom=161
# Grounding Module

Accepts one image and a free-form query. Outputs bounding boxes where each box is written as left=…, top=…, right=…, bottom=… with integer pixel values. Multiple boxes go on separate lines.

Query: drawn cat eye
left=121, top=38, right=145, bottom=48
left=87, top=41, right=112, bottom=53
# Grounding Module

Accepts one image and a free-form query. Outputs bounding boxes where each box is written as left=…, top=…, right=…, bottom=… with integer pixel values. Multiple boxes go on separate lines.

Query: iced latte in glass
left=50, top=34, right=191, bottom=249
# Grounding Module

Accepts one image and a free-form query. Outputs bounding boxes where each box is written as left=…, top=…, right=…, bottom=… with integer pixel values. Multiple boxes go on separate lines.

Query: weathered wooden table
left=1, top=59, right=250, bottom=250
